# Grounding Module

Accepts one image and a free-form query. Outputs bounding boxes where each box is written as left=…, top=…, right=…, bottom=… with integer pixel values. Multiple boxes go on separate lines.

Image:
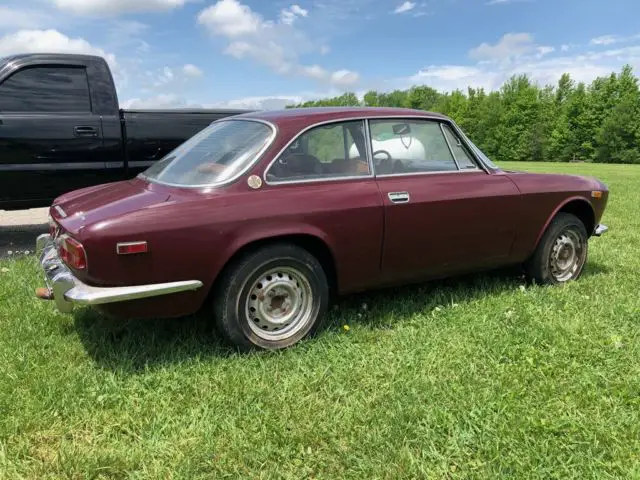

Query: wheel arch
left=532, top=196, right=595, bottom=253
left=209, top=232, right=339, bottom=301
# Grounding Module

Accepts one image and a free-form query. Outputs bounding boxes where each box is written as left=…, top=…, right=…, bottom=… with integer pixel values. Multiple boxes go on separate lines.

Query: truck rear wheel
left=213, top=243, right=329, bottom=350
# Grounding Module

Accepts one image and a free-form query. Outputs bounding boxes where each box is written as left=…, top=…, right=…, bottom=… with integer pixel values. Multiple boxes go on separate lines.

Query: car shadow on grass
left=72, top=262, right=610, bottom=373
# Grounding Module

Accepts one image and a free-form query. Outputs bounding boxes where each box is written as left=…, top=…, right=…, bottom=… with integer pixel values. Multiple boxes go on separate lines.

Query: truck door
left=0, top=64, right=105, bottom=209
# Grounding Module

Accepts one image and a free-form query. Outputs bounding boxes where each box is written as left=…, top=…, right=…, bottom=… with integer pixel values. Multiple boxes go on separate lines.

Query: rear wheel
left=213, top=243, right=329, bottom=350
left=525, top=212, right=589, bottom=285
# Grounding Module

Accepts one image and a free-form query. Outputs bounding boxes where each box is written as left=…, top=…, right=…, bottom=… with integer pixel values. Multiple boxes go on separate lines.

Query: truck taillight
left=58, top=235, right=87, bottom=270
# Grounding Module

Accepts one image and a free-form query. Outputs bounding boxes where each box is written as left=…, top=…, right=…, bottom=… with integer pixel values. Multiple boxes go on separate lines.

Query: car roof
left=235, top=106, right=450, bottom=129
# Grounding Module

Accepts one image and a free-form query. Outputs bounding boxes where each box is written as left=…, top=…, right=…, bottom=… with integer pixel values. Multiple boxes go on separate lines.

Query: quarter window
left=0, top=66, right=92, bottom=113
left=369, top=119, right=458, bottom=175
left=442, top=124, right=478, bottom=170
left=266, top=120, right=370, bottom=182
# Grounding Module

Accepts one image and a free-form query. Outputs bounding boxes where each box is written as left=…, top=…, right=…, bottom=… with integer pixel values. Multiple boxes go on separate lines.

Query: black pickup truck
left=0, top=53, right=250, bottom=210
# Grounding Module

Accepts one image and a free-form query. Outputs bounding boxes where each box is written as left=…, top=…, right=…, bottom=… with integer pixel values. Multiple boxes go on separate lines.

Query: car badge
left=247, top=175, right=263, bottom=190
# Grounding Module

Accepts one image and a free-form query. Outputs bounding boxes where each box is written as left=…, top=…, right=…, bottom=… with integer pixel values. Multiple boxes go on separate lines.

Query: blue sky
left=0, top=0, right=638, bottom=109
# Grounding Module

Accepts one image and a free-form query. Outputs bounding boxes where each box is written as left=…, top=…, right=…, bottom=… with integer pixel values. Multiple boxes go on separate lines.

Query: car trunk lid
left=51, top=178, right=171, bottom=235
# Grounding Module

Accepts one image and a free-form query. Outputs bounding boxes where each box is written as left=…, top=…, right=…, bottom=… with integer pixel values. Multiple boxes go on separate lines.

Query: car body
left=35, top=107, right=609, bottom=350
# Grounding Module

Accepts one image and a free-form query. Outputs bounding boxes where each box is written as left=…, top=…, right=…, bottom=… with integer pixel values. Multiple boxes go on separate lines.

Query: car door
left=0, top=64, right=104, bottom=208
left=263, top=119, right=384, bottom=294
left=371, top=117, right=521, bottom=284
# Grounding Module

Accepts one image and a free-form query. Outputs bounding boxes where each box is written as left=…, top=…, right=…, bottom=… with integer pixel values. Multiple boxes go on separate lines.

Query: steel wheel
left=548, top=227, right=586, bottom=282
left=245, top=266, right=315, bottom=341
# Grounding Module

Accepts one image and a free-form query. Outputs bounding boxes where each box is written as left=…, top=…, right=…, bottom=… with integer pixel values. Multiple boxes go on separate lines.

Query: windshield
left=142, top=119, right=274, bottom=187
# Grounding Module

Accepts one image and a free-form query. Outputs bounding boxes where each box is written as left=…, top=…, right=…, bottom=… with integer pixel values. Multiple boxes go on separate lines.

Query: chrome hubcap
left=550, top=229, right=584, bottom=282
left=246, top=267, right=314, bottom=341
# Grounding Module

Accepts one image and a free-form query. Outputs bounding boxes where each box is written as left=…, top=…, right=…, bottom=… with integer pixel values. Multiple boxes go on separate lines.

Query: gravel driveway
left=0, top=208, right=49, bottom=259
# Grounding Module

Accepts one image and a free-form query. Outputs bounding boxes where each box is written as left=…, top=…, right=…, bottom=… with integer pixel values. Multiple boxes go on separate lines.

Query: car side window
left=266, top=120, right=371, bottom=183
left=441, top=124, right=479, bottom=170
left=368, top=119, right=458, bottom=175
left=0, top=66, right=92, bottom=113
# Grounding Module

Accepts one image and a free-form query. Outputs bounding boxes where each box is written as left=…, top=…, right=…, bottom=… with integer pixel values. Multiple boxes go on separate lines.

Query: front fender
left=530, top=195, right=594, bottom=253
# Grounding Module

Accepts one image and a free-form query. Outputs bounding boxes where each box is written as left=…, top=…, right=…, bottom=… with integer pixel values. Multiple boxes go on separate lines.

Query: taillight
left=58, top=235, right=87, bottom=270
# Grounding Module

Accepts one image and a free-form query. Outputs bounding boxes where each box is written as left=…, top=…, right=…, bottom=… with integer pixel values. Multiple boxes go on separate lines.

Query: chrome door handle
left=388, top=191, right=410, bottom=204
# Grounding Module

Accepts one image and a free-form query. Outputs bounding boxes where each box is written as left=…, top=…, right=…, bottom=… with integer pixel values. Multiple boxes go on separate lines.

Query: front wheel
left=525, top=212, right=589, bottom=285
left=213, top=244, right=329, bottom=350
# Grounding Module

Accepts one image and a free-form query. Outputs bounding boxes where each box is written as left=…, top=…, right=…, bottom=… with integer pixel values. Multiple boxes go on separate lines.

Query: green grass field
left=1, top=162, right=639, bottom=479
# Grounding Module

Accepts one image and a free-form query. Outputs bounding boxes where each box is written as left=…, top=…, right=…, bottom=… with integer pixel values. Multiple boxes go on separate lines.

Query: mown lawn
left=1, top=162, right=639, bottom=479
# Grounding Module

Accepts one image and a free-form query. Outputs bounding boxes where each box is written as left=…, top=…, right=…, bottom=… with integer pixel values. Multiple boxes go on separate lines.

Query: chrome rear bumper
left=35, top=234, right=203, bottom=314
left=594, top=224, right=609, bottom=237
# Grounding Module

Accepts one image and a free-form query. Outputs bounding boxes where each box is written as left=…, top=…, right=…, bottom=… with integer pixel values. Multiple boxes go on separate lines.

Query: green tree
left=289, top=65, right=640, bottom=164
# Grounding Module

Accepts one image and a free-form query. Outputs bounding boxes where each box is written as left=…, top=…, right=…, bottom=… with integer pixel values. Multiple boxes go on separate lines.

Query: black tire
left=525, top=212, right=589, bottom=285
left=213, top=243, right=329, bottom=351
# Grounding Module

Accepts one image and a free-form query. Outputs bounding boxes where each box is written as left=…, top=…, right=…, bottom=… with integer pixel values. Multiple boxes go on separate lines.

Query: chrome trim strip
left=376, top=169, right=483, bottom=179
left=440, top=122, right=482, bottom=172
left=364, top=119, right=374, bottom=176
left=263, top=115, right=449, bottom=185
left=263, top=114, right=491, bottom=185
left=594, top=224, right=609, bottom=236
left=265, top=174, right=376, bottom=187
left=140, top=118, right=278, bottom=189
left=54, top=205, right=67, bottom=218
left=439, top=122, right=461, bottom=171
left=264, top=118, right=374, bottom=186
left=449, top=120, right=492, bottom=173
left=35, top=234, right=202, bottom=313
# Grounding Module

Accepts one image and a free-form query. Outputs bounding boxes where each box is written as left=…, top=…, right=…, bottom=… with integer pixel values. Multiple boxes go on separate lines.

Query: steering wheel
left=372, top=150, right=392, bottom=162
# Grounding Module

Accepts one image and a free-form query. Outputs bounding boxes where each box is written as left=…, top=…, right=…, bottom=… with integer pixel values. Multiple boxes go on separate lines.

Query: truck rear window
left=141, top=119, right=274, bottom=187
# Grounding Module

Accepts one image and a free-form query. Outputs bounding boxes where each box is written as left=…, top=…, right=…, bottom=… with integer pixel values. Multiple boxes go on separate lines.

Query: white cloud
left=198, top=0, right=359, bottom=88
left=486, top=0, right=531, bottom=4
left=590, top=35, right=617, bottom=46
left=52, top=0, right=188, bottom=15
left=183, top=64, right=203, bottom=77
left=154, top=66, right=174, bottom=86
left=105, top=20, right=150, bottom=54
left=406, top=44, right=640, bottom=93
left=331, top=69, right=360, bottom=86
left=535, top=46, right=555, bottom=58
left=0, top=29, right=117, bottom=69
left=469, top=32, right=536, bottom=61
left=589, top=33, right=640, bottom=47
left=210, top=95, right=302, bottom=110
left=280, top=4, right=309, bottom=25
left=393, top=1, right=416, bottom=14
left=197, top=0, right=260, bottom=37
left=301, top=64, right=328, bottom=80
left=122, top=94, right=188, bottom=109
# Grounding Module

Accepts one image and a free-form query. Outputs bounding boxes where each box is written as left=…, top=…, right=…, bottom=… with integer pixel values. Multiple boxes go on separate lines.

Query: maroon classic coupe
left=36, top=107, right=609, bottom=350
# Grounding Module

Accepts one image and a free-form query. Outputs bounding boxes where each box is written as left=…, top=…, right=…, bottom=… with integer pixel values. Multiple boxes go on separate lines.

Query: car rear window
left=141, top=119, right=274, bottom=187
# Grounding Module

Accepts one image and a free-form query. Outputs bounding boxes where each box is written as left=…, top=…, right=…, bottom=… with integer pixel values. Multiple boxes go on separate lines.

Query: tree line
left=290, top=65, right=640, bottom=164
